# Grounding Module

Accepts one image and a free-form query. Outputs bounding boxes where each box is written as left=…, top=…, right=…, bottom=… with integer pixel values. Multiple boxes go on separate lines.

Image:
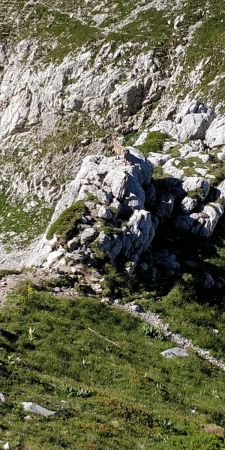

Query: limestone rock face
left=176, top=112, right=214, bottom=142
left=4, top=91, right=225, bottom=277
left=122, top=209, right=155, bottom=261
left=176, top=202, right=224, bottom=238
left=153, top=99, right=215, bottom=143
left=32, top=148, right=154, bottom=268
left=3, top=0, right=225, bottom=289
left=97, top=232, right=122, bottom=262
left=0, top=41, right=157, bottom=143
left=206, top=116, right=225, bottom=148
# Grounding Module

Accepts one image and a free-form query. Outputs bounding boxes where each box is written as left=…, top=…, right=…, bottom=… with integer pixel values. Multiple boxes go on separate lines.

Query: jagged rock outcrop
left=1, top=0, right=225, bottom=266
left=28, top=110, right=225, bottom=282
left=2, top=95, right=225, bottom=277
left=154, top=99, right=215, bottom=143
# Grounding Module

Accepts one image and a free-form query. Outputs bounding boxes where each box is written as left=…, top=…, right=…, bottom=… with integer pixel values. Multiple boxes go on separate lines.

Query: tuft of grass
left=0, top=193, right=54, bottom=248
left=47, top=200, right=86, bottom=241
left=138, top=131, right=167, bottom=156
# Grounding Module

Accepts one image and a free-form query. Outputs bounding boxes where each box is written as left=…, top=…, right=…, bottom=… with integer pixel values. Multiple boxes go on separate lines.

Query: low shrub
left=47, top=200, right=86, bottom=241
left=138, top=131, right=167, bottom=156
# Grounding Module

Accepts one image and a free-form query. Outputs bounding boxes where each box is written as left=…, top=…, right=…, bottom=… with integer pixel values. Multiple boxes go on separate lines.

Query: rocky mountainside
left=3, top=3, right=225, bottom=449
left=1, top=0, right=225, bottom=260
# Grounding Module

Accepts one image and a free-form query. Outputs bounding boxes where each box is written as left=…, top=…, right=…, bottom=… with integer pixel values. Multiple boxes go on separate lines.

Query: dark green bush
left=138, top=131, right=167, bottom=156
left=47, top=200, right=86, bottom=241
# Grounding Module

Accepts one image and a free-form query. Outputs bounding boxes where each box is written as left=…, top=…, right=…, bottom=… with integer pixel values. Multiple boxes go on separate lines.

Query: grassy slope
left=1, top=287, right=225, bottom=449
left=135, top=212, right=225, bottom=362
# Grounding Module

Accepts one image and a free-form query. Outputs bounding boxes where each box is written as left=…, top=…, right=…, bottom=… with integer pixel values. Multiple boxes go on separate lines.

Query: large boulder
left=122, top=210, right=155, bottom=262
left=97, top=232, right=122, bottom=262
left=182, top=177, right=210, bottom=200
left=176, top=112, right=214, bottom=142
left=176, top=99, right=211, bottom=119
left=176, top=202, right=224, bottom=237
left=206, top=116, right=225, bottom=148
left=153, top=100, right=215, bottom=142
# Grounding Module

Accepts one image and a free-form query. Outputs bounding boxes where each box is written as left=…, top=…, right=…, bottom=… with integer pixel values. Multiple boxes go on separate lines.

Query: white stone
left=80, top=228, right=98, bottom=244
left=206, top=116, right=225, bottom=148
left=161, top=347, right=189, bottom=358
left=22, top=402, right=57, bottom=417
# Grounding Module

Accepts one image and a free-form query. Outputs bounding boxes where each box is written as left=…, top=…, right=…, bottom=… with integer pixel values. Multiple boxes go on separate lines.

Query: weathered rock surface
left=22, top=402, right=57, bottom=417
left=206, top=116, right=225, bottom=148
left=161, top=347, right=189, bottom=358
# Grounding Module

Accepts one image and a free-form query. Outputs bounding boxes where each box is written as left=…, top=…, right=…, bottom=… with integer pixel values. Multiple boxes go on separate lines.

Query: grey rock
left=123, top=147, right=153, bottom=185
left=176, top=112, right=214, bottom=142
left=176, top=99, right=212, bottom=120
left=123, top=210, right=155, bottom=261
left=22, top=402, right=57, bottom=417
left=44, top=248, right=65, bottom=268
left=67, top=237, right=80, bottom=252
left=147, top=152, right=170, bottom=167
left=129, top=303, right=143, bottom=312
left=156, top=193, right=174, bottom=220
left=161, top=347, right=189, bottom=358
left=66, top=252, right=86, bottom=263
left=176, top=202, right=224, bottom=237
left=217, top=151, right=225, bottom=162
left=179, top=143, right=193, bottom=157
left=182, top=177, right=210, bottom=200
left=195, top=167, right=208, bottom=177
left=206, top=116, right=225, bottom=148
left=98, top=205, right=113, bottom=220
left=162, top=159, right=184, bottom=179
left=97, top=232, right=122, bottom=261
left=80, top=228, right=98, bottom=245
left=181, top=196, right=198, bottom=213
left=154, top=249, right=180, bottom=270
left=202, top=272, right=214, bottom=289
left=97, top=188, right=114, bottom=206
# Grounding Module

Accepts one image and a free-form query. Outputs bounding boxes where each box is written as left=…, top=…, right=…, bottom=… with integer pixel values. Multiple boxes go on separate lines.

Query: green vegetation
left=1, top=286, right=225, bottom=448
left=131, top=213, right=225, bottom=362
left=187, top=188, right=206, bottom=200
left=178, top=0, right=225, bottom=106
left=11, top=3, right=99, bottom=63
left=138, top=131, right=167, bottom=157
left=106, top=7, right=175, bottom=58
left=42, top=114, right=105, bottom=157
left=101, top=263, right=134, bottom=297
left=47, top=200, right=86, bottom=241
left=0, top=194, right=54, bottom=248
